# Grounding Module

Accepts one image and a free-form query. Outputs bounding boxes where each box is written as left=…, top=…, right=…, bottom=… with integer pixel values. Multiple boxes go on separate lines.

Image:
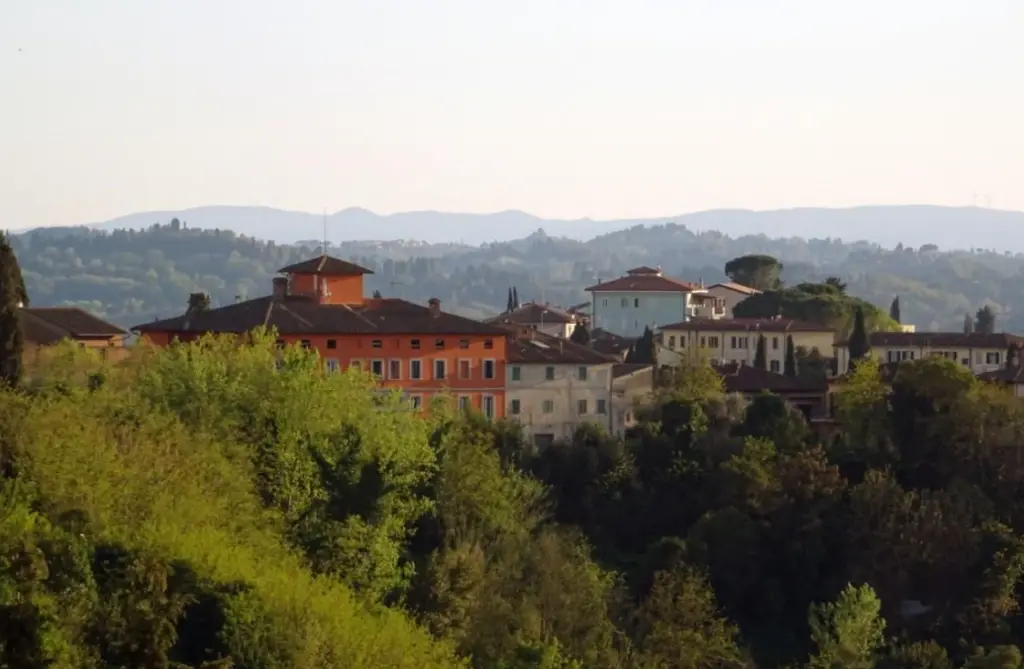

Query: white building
left=835, top=331, right=1024, bottom=375
left=693, top=282, right=761, bottom=320
left=586, top=267, right=710, bottom=338
left=486, top=302, right=580, bottom=339
left=505, top=329, right=648, bottom=446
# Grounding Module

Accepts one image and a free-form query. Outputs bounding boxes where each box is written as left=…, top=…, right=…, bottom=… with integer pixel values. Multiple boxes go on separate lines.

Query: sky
left=2, top=0, right=1022, bottom=228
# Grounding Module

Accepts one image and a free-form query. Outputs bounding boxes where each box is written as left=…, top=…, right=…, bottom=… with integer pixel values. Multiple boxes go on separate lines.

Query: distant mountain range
left=51, top=204, right=1024, bottom=252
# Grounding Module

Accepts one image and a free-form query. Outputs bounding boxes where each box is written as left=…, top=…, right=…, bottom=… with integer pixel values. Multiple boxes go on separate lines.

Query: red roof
left=586, top=271, right=701, bottom=293
left=278, top=255, right=374, bottom=276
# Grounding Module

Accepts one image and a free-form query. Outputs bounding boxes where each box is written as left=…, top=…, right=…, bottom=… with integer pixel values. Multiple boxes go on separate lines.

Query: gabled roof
left=585, top=269, right=701, bottom=293
left=278, top=255, right=374, bottom=276
left=979, top=365, right=1024, bottom=384
left=612, top=362, right=652, bottom=379
left=486, top=302, right=576, bottom=326
left=21, top=307, right=128, bottom=345
left=836, top=331, right=1024, bottom=348
left=714, top=362, right=828, bottom=393
left=659, top=317, right=835, bottom=333
left=591, top=328, right=637, bottom=356
left=709, top=282, right=762, bottom=295
left=507, top=330, right=618, bottom=365
left=132, top=296, right=505, bottom=337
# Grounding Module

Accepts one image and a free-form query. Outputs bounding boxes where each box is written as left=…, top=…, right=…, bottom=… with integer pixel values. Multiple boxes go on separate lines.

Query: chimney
left=272, top=277, right=288, bottom=300
left=428, top=297, right=441, bottom=318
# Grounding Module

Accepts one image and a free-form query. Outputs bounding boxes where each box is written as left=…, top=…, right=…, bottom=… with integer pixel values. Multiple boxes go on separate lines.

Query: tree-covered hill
left=12, top=220, right=1024, bottom=332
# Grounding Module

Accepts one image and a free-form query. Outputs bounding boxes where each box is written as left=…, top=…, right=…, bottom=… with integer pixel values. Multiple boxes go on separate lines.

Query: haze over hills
left=66, top=204, right=1024, bottom=252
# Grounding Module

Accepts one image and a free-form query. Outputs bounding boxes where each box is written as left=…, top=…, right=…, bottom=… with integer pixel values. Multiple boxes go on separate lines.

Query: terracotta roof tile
left=132, top=296, right=506, bottom=337
left=585, top=271, right=701, bottom=293
left=486, top=302, right=576, bottom=325
left=836, top=332, right=1024, bottom=348
left=709, top=282, right=762, bottom=295
left=21, top=308, right=127, bottom=344
left=507, top=330, right=618, bottom=364
left=278, top=255, right=374, bottom=276
left=660, top=317, right=835, bottom=333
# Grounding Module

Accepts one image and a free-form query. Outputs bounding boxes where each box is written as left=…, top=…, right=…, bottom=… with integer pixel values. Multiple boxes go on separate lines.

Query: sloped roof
left=591, top=328, right=637, bottom=356
left=507, top=330, right=618, bottom=365
left=21, top=307, right=128, bottom=345
left=714, top=362, right=828, bottom=393
left=659, top=317, right=834, bottom=333
left=836, top=331, right=1024, bottom=348
left=486, top=302, right=576, bottom=325
left=132, top=296, right=506, bottom=337
left=278, top=255, right=374, bottom=276
left=585, top=270, right=701, bottom=293
left=709, top=282, right=762, bottom=295
left=612, top=362, right=652, bottom=379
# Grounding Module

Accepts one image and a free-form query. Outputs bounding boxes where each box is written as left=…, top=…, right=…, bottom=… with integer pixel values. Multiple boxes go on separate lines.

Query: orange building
left=132, top=255, right=508, bottom=417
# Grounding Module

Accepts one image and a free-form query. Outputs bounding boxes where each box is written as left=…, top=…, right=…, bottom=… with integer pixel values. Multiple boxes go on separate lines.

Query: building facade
left=657, top=317, right=837, bottom=372
left=692, top=282, right=761, bottom=320
left=133, top=254, right=509, bottom=417
left=835, top=331, right=1024, bottom=376
left=586, top=267, right=709, bottom=338
left=21, top=307, right=129, bottom=363
left=504, top=329, right=621, bottom=445
left=611, top=363, right=655, bottom=435
left=486, top=302, right=579, bottom=339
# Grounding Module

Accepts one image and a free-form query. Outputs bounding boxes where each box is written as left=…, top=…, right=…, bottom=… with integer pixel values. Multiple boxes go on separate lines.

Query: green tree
left=724, top=254, right=783, bottom=291
left=808, top=583, right=885, bottom=669
left=890, top=296, right=901, bottom=323
left=627, top=326, right=657, bottom=365
left=507, top=287, right=515, bottom=312
left=824, top=276, right=847, bottom=293
left=372, top=289, right=383, bottom=298
left=0, top=231, right=27, bottom=388
left=848, top=307, right=870, bottom=366
left=569, top=322, right=591, bottom=346
left=784, top=335, right=797, bottom=377
left=753, top=333, right=767, bottom=371
left=976, top=306, right=996, bottom=335
left=513, top=286, right=520, bottom=309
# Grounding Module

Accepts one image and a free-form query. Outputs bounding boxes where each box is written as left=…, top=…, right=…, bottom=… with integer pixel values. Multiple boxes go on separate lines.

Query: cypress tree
left=506, top=287, right=514, bottom=313
left=569, top=322, right=591, bottom=346
left=889, top=297, right=901, bottom=324
left=0, top=231, right=28, bottom=388
left=754, top=333, right=767, bottom=371
left=512, top=287, right=520, bottom=309
left=784, top=335, right=797, bottom=377
left=848, top=306, right=870, bottom=367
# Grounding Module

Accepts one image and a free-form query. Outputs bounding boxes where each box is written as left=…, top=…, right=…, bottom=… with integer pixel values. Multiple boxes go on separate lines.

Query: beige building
left=487, top=302, right=580, bottom=339
left=505, top=329, right=633, bottom=446
left=692, top=282, right=761, bottom=320
left=656, top=317, right=836, bottom=373
left=611, top=363, right=655, bottom=435
left=836, top=331, right=1024, bottom=375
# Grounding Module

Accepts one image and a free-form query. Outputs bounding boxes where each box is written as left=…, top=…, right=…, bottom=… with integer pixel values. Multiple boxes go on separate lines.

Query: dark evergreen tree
left=506, top=287, right=514, bottom=313
left=975, top=305, right=996, bottom=335
left=784, top=334, right=797, bottom=377
left=512, top=287, right=520, bottom=309
left=569, top=322, right=591, bottom=346
left=889, top=296, right=901, bottom=323
left=753, top=333, right=767, bottom=371
left=848, top=306, right=870, bottom=367
left=626, top=326, right=657, bottom=365
left=0, top=231, right=28, bottom=388
left=372, top=289, right=383, bottom=299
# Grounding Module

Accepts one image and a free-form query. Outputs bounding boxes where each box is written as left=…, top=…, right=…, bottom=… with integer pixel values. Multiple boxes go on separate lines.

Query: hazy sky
left=2, top=0, right=1022, bottom=227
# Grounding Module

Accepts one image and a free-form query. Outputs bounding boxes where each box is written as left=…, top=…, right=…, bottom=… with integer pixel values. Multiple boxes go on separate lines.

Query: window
left=621, top=297, right=629, bottom=307
left=389, top=359, right=401, bottom=380
left=987, top=351, right=1002, bottom=365
left=730, top=336, right=749, bottom=349
left=371, top=339, right=382, bottom=349
left=325, top=359, right=340, bottom=373
left=458, top=396, right=471, bottom=412
left=770, top=359, right=780, bottom=373
left=483, top=360, right=496, bottom=380
left=410, top=394, right=422, bottom=410
left=699, top=336, right=705, bottom=348
left=349, top=359, right=362, bottom=372
left=577, top=366, right=588, bottom=380
left=542, top=399, right=554, bottom=414
left=545, top=366, right=555, bottom=381
left=371, top=359, right=384, bottom=377
left=772, top=336, right=779, bottom=350
left=434, top=359, right=447, bottom=380
left=483, top=395, right=495, bottom=419
left=511, top=366, right=522, bottom=381
left=707, top=336, right=720, bottom=348
left=434, top=338, right=445, bottom=350
left=668, top=335, right=676, bottom=349
left=634, top=298, right=640, bottom=308
left=510, top=399, right=521, bottom=415
left=410, top=339, right=421, bottom=350
left=410, top=359, right=422, bottom=380
left=459, top=359, right=471, bottom=379
left=596, top=399, right=607, bottom=414
left=327, top=339, right=337, bottom=349
left=459, top=339, right=470, bottom=349
left=484, top=339, right=494, bottom=350
left=300, top=339, right=311, bottom=349
left=578, top=399, right=588, bottom=414
left=602, top=299, right=608, bottom=307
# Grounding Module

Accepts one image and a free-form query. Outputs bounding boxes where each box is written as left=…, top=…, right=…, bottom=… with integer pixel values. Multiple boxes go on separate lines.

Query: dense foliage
left=5, top=333, right=1024, bottom=667
left=11, top=220, right=1020, bottom=331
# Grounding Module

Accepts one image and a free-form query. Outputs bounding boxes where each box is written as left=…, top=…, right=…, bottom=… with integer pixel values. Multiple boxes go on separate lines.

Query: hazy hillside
left=12, top=219, right=1024, bottom=334
left=61, top=204, right=1024, bottom=251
